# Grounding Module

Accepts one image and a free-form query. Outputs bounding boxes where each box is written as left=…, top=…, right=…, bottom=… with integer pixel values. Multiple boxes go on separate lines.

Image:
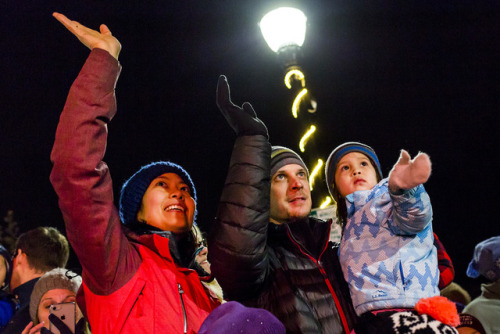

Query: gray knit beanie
left=270, top=146, right=309, bottom=178
left=29, top=268, right=82, bottom=324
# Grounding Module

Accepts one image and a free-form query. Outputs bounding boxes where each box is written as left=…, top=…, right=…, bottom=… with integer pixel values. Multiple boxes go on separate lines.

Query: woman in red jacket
left=49, top=13, right=220, bottom=333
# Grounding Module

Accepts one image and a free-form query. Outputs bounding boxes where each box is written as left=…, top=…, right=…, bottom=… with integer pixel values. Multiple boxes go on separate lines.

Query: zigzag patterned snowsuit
left=339, top=178, right=439, bottom=316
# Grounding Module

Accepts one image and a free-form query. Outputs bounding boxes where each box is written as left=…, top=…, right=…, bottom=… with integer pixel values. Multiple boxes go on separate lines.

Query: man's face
left=334, top=152, right=378, bottom=197
left=137, top=173, right=196, bottom=233
left=270, top=164, right=312, bottom=224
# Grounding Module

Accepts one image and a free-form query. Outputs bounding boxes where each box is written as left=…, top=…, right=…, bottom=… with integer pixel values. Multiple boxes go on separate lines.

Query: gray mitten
left=388, top=150, right=431, bottom=193
left=216, top=75, right=268, bottom=138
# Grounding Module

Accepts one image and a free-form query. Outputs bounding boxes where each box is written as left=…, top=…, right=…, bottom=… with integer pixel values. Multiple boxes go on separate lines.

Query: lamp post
left=260, top=7, right=316, bottom=116
left=260, top=7, right=335, bottom=223
left=260, top=6, right=322, bottom=177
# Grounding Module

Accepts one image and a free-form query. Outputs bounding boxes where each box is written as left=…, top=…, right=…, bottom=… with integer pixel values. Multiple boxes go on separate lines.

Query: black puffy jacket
left=208, top=135, right=357, bottom=333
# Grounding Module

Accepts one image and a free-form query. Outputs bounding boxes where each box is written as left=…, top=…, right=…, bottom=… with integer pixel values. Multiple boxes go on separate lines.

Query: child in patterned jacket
left=325, top=142, right=440, bottom=325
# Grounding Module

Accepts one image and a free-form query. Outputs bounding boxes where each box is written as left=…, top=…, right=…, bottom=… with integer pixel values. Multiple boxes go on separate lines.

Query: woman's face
left=137, top=173, right=196, bottom=233
left=37, top=288, right=82, bottom=328
left=195, top=246, right=211, bottom=274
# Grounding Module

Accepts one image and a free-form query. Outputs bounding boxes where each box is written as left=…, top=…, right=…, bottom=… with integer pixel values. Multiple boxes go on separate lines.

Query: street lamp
left=259, top=7, right=316, bottom=117
left=260, top=7, right=307, bottom=66
left=260, top=7, right=333, bottom=217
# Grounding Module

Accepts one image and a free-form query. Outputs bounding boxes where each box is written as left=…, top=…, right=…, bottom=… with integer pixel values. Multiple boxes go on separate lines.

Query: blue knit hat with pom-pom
left=119, top=161, right=197, bottom=226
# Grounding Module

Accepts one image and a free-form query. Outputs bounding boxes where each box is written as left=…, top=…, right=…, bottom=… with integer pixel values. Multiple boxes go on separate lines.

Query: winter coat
left=2, top=278, right=38, bottom=334
left=463, top=279, right=500, bottom=334
left=50, top=49, right=220, bottom=333
left=340, top=178, right=439, bottom=316
left=208, top=136, right=357, bottom=334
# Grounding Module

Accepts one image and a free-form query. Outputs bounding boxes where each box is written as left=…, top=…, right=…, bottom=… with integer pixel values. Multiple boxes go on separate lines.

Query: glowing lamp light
left=284, top=69, right=305, bottom=89
left=292, top=88, right=308, bottom=118
left=309, top=159, right=323, bottom=191
left=259, top=7, right=307, bottom=53
left=319, top=197, right=332, bottom=209
left=299, top=125, right=316, bottom=152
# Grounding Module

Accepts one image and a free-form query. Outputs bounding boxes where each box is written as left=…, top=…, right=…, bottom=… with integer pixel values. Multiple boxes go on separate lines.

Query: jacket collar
left=13, top=277, right=39, bottom=308
left=268, top=217, right=331, bottom=260
left=123, top=225, right=196, bottom=268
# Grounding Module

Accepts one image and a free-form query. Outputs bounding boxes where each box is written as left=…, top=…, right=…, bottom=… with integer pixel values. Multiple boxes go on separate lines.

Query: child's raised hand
left=53, top=12, right=121, bottom=60
left=388, top=150, right=431, bottom=192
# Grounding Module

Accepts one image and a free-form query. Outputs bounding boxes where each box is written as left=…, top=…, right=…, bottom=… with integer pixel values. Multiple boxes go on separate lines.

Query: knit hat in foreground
left=384, top=312, right=458, bottom=334
left=29, top=268, right=82, bottom=324
left=198, top=301, right=285, bottom=334
left=270, top=146, right=308, bottom=178
left=466, top=235, right=500, bottom=282
left=325, top=142, right=383, bottom=197
left=119, top=161, right=197, bottom=226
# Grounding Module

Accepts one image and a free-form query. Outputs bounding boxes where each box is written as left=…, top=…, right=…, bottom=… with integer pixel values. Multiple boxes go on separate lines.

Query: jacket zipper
left=286, top=225, right=351, bottom=334
left=399, top=262, right=406, bottom=288
left=178, top=283, right=188, bottom=334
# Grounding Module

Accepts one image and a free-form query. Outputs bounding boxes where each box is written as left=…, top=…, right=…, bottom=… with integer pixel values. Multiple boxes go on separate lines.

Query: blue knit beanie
left=119, top=161, right=197, bottom=226
left=325, top=142, right=383, bottom=197
left=466, top=236, right=500, bottom=282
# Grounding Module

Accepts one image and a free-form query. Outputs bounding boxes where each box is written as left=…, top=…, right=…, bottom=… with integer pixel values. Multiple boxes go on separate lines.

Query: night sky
left=1, top=1, right=498, bottom=298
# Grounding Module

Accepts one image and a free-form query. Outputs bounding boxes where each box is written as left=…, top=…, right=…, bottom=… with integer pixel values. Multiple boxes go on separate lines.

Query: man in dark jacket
left=3, top=227, right=69, bottom=333
left=208, top=76, right=357, bottom=333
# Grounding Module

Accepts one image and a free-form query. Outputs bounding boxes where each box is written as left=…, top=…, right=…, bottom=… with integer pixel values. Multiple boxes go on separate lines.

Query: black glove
left=41, top=314, right=86, bottom=334
left=216, top=75, right=268, bottom=138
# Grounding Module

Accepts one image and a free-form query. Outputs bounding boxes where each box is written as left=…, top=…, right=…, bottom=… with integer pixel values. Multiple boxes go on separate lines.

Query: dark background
left=1, top=1, right=498, bottom=298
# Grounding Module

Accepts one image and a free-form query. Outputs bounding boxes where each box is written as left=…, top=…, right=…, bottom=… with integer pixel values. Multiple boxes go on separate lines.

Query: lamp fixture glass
left=259, top=7, right=307, bottom=53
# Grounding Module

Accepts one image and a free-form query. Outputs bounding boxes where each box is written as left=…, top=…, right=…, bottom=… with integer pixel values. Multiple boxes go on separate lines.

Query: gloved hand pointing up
left=216, top=75, right=268, bottom=138
left=388, top=150, right=431, bottom=193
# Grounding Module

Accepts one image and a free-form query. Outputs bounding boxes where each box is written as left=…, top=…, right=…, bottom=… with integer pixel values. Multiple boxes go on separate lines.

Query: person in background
left=21, top=268, right=89, bottom=334
left=441, top=282, right=472, bottom=313
left=434, top=233, right=455, bottom=290
left=3, top=227, right=69, bottom=334
left=189, top=225, right=224, bottom=303
left=456, top=313, right=487, bottom=334
left=49, top=12, right=222, bottom=333
left=463, top=236, right=500, bottom=334
left=208, top=76, right=357, bottom=333
left=0, top=244, right=16, bottom=330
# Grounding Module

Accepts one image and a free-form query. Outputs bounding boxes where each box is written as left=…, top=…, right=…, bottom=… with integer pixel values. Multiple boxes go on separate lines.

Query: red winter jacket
left=50, top=49, right=220, bottom=333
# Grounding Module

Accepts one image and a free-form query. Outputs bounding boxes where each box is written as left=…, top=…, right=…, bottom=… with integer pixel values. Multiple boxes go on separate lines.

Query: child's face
left=334, top=152, right=378, bottom=197
left=137, top=173, right=196, bottom=233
